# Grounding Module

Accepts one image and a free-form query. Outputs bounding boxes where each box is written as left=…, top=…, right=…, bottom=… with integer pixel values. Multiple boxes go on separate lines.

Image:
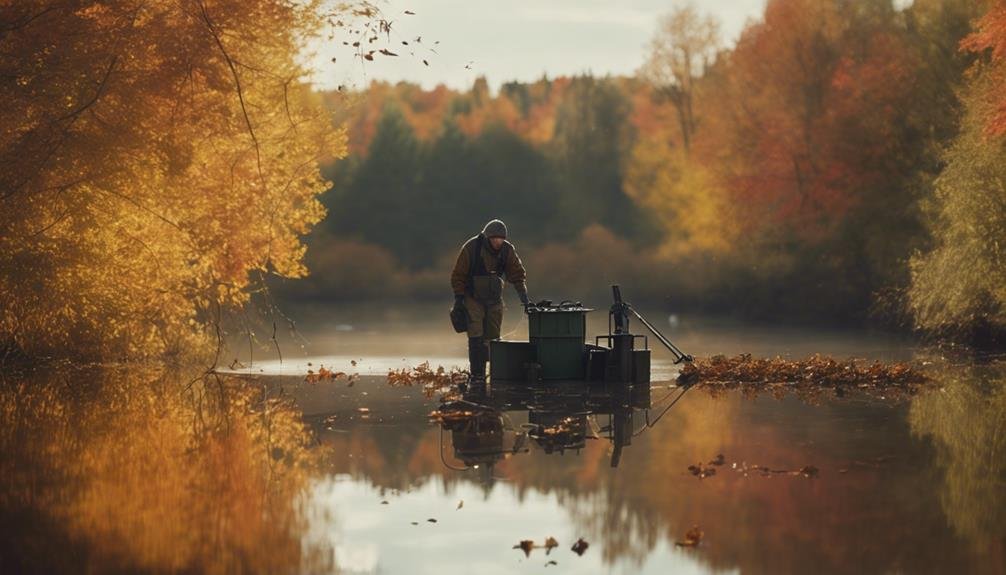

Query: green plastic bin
left=527, top=305, right=593, bottom=380
left=490, top=340, right=537, bottom=381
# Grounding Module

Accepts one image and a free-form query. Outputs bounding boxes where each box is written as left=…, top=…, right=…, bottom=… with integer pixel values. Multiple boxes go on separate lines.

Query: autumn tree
left=690, top=0, right=946, bottom=319
left=627, top=7, right=733, bottom=259
left=0, top=1, right=349, bottom=360
left=639, top=3, right=720, bottom=153
left=910, top=4, right=1006, bottom=339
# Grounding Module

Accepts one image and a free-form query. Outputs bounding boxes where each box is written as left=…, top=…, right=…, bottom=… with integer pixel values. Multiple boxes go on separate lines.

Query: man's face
left=489, top=237, right=505, bottom=250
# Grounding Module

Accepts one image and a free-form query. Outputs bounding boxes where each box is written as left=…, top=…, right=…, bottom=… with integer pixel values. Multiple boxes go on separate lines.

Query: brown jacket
left=451, top=234, right=527, bottom=297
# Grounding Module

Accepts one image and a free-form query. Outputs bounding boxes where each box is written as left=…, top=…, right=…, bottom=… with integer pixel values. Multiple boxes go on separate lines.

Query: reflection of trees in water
left=910, top=363, right=1006, bottom=558
left=494, top=392, right=738, bottom=567
left=564, top=490, right=664, bottom=566
left=300, top=374, right=1004, bottom=573
left=0, top=367, right=325, bottom=575
left=393, top=387, right=1000, bottom=573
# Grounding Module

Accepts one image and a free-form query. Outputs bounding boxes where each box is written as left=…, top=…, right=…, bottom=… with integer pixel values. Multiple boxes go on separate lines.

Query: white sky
left=309, top=0, right=767, bottom=92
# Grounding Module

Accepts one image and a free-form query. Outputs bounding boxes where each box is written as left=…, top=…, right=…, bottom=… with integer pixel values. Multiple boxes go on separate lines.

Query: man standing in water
left=451, top=219, right=530, bottom=384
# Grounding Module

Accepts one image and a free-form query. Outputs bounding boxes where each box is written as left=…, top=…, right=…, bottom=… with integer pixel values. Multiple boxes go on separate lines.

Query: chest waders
left=466, top=236, right=510, bottom=385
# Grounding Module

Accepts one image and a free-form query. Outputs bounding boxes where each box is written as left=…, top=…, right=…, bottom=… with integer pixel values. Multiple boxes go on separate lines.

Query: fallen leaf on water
left=688, top=464, right=716, bottom=479
left=380, top=500, right=388, bottom=505
left=456, top=500, right=464, bottom=510
left=571, top=538, right=589, bottom=556
left=709, top=454, right=725, bottom=466
left=544, top=536, right=559, bottom=554
left=514, top=540, right=534, bottom=557
left=427, top=518, right=437, bottom=523
left=798, top=465, right=819, bottom=478
left=676, top=525, right=703, bottom=547
left=545, top=560, right=557, bottom=566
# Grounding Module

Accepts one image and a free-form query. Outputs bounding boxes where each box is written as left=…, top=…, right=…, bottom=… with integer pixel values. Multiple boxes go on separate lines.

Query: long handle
left=628, top=306, right=693, bottom=364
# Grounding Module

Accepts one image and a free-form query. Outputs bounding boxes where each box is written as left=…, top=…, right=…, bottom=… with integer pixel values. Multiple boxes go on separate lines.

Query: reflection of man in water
left=451, top=219, right=530, bottom=384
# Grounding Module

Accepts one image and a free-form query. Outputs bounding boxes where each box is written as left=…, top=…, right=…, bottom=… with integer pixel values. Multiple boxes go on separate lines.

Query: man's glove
left=519, top=292, right=531, bottom=311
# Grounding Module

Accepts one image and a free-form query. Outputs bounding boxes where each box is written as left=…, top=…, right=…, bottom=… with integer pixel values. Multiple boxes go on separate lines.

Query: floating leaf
left=676, top=525, right=703, bottom=547
left=514, top=540, right=534, bottom=557
left=571, top=538, right=589, bottom=556
left=687, top=463, right=716, bottom=479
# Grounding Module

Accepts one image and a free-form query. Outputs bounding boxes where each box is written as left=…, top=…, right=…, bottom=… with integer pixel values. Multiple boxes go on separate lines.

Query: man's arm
left=451, top=241, right=472, bottom=296
left=505, top=243, right=528, bottom=302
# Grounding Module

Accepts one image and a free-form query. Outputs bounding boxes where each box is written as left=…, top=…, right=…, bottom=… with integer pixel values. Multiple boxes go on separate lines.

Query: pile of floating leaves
left=305, top=366, right=357, bottom=385
left=528, top=416, right=587, bottom=454
left=428, top=399, right=500, bottom=431
left=386, top=361, right=468, bottom=397
left=678, top=354, right=929, bottom=400
left=687, top=453, right=819, bottom=479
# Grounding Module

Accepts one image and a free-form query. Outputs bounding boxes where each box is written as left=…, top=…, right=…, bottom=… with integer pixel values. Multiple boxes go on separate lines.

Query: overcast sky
left=310, top=0, right=766, bottom=92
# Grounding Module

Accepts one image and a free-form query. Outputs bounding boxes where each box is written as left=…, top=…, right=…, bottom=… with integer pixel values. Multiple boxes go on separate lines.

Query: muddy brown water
left=1, top=306, right=1003, bottom=574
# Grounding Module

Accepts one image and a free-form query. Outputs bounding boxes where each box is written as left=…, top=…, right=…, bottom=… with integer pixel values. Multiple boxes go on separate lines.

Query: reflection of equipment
left=435, top=399, right=529, bottom=485
left=489, top=285, right=692, bottom=384
left=434, top=379, right=689, bottom=470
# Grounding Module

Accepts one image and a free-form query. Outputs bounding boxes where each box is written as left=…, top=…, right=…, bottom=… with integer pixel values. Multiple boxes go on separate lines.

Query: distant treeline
left=288, top=0, right=1006, bottom=344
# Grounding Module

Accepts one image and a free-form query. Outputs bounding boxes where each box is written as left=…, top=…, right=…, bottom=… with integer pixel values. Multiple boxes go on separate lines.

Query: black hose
left=628, top=306, right=694, bottom=363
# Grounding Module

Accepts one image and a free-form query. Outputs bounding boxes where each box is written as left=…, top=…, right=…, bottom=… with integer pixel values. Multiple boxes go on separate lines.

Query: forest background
left=287, top=0, right=1006, bottom=344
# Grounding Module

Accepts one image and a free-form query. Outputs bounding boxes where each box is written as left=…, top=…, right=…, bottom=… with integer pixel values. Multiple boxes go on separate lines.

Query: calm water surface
left=1, top=308, right=1004, bottom=574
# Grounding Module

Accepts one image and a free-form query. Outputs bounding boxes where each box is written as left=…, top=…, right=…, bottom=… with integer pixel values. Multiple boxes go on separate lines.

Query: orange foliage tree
left=707, top=0, right=919, bottom=242
left=0, top=1, right=348, bottom=360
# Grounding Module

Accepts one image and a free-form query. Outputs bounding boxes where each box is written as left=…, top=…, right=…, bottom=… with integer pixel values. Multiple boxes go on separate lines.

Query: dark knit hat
left=482, top=219, right=508, bottom=238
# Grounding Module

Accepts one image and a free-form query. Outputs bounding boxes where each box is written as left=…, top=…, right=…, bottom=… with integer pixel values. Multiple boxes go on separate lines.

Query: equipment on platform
left=489, top=285, right=691, bottom=385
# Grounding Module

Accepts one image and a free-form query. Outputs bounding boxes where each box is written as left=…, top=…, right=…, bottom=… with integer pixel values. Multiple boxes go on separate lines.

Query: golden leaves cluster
left=0, top=1, right=347, bottom=360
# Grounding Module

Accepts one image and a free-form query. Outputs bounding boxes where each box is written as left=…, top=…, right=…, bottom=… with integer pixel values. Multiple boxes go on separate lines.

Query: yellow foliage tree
left=624, top=133, right=735, bottom=259
left=0, top=1, right=347, bottom=360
